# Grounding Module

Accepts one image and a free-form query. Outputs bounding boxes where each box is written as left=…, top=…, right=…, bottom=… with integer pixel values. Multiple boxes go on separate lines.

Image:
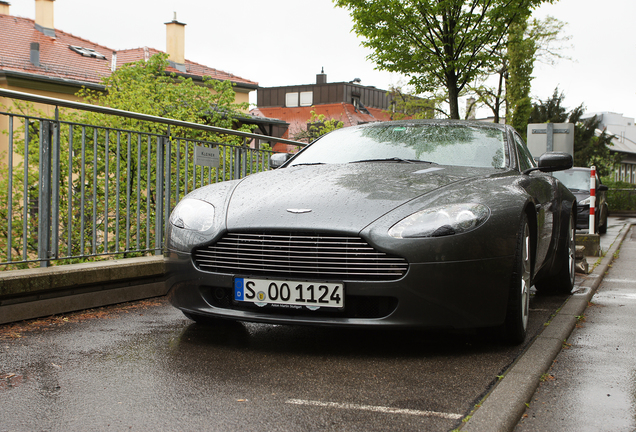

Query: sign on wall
left=194, top=145, right=220, bottom=168
left=526, top=123, right=574, bottom=159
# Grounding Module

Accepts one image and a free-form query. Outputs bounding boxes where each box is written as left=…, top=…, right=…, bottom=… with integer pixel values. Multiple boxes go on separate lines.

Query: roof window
left=286, top=92, right=299, bottom=108
left=69, top=45, right=107, bottom=60
left=286, top=91, right=313, bottom=107
left=300, top=91, right=313, bottom=107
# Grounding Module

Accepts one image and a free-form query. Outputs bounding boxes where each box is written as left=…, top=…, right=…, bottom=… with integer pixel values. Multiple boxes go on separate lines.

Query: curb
left=461, top=223, right=632, bottom=431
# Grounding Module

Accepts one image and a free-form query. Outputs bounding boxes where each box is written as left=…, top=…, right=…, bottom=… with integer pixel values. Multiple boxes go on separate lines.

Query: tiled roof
left=252, top=103, right=392, bottom=138
left=251, top=103, right=393, bottom=153
left=0, top=13, right=257, bottom=88
left=116, top=47, right=257, bottom=87
left=0, top=14, right=114, bottom=86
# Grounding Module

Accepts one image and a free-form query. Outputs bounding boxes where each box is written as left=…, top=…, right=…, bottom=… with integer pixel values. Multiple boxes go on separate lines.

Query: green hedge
left=601, top=178, right=636, bottom=211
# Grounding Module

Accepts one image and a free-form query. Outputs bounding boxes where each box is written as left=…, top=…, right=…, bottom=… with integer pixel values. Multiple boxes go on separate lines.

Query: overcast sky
left=8, top=0, right=636, bottom=119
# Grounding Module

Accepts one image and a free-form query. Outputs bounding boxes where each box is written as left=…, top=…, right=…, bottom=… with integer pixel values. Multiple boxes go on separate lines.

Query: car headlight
left=169, top=198, right=215, bottom=231
left=578, top=197, right=591, bottom=206
left=388, top=203, right=490, bottom=238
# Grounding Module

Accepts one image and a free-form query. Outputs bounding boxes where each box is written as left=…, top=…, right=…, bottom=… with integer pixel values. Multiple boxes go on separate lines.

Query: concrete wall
left=0, top=256, right=168, bottom=325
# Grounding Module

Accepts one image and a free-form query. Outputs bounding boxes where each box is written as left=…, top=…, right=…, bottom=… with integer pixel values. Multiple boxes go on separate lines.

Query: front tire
left=502, top=213, right=532, bottom=345
left=598, top=204, right=608, bottom=234
left=535, top=210, right=575, bottom=295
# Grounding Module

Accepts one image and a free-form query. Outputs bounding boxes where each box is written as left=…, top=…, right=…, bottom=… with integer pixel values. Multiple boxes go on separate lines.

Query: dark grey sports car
left=166, top=120, right=576, bottom=344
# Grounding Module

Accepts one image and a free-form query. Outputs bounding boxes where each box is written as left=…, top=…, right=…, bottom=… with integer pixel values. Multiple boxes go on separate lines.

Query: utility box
left=526, top=123, right=574, bottom=158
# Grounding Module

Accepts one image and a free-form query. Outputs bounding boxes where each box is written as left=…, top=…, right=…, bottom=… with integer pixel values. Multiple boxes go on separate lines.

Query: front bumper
left=576, top=205, right=591, bottom=229
left=166, top=249, right=515, bottom=330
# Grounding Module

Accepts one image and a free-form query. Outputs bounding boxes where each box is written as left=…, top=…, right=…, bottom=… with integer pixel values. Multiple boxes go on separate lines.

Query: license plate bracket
left=234, top=277, right=344, bottom=309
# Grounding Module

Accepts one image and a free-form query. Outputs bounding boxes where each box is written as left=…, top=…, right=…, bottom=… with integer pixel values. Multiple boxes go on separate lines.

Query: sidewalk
left=514, top=223, right=636, bottom=431
left=462, top=216, right=636, bottom=431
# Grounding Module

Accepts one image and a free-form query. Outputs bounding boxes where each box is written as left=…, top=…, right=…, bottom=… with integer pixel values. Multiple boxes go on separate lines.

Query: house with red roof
left=0, top=0, right=258, bottom=103
left=0, top=0, right=281, bottom=159
left=251, top=70, right=401, bottom=152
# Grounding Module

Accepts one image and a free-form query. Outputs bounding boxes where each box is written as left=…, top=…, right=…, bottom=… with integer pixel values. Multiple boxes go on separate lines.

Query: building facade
left=582, top=112, right=636, bottom=183
left=252, top=71, right=398, bottom=151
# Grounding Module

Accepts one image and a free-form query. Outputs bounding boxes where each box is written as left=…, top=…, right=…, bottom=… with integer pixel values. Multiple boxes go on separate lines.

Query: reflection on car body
left=166, top=120, right=576, bottom=344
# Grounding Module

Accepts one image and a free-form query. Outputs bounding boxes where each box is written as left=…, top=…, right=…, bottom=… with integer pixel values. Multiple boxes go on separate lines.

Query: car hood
left=226, top=163, right=500, bottom=232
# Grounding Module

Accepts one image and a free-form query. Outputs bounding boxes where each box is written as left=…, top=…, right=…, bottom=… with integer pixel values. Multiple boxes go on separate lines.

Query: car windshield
left=288, top=124, right=507, bottom=169
left=552, top=170, right=591, bottom=191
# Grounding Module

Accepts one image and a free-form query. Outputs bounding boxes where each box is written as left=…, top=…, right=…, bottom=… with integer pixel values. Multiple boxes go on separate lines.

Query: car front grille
left=200, top=286, right=398, bottom=319
left=193, top=232, right=408, bottom=281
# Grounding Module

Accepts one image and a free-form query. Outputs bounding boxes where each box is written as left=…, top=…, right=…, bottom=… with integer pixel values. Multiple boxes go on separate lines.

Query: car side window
left=513, top=133, right=535, bottom=172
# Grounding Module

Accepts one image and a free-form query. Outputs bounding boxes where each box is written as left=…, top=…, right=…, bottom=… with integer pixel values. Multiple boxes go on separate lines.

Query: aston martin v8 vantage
left=166, top=120, right=576, bottom=344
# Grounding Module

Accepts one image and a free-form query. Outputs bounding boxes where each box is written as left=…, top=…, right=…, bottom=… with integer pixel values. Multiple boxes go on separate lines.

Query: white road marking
left=285, top=398, right=463, bottom=420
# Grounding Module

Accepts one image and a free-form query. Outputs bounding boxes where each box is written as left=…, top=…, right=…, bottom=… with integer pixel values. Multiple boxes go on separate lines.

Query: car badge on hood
left=287, top=208, right=312, bottom=214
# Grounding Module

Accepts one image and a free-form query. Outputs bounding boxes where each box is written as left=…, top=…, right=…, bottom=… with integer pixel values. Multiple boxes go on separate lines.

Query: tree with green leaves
left=73, top=53, right=252, bottom=137
left=386, top=86, right=436, bottom=120
left=528, top=87, right=570, bottom=124
left=506, top=14, right=535, bottom=136
left=293, top=110, right=344, bottom=143
left=508, top=15, right=570, bottom=136
left=470, top=15, right=569, bottom=127
left=334, top=0, right=553, bottom=119
left=1, top=53, right=257, bottom=269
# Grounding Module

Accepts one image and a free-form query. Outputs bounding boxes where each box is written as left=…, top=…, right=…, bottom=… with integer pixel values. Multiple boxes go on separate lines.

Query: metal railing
left=0, top=89, right=304, bottom=269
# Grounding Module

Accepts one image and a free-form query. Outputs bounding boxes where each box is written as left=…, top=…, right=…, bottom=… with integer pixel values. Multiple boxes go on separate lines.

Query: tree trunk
left=494, top=69, right=505, bottom=124
left=447, top=78, right=460, bottom=120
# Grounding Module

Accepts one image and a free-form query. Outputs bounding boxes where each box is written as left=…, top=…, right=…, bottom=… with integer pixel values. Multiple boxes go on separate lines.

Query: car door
left=512, top=132, right=556, bottom=268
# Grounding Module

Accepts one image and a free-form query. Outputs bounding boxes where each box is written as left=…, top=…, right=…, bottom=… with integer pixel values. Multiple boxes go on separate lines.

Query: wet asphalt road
left=516, top=223, right=636, bottom=432
left=3, top=218, right=633, bottom=431
left=1, top=292, right=567, bottom=431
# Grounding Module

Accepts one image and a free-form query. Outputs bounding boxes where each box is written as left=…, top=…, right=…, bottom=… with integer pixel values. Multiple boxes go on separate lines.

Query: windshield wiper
left=290, top=162, right=326, bottom=166
left=350, top=157, right=436, bottom=164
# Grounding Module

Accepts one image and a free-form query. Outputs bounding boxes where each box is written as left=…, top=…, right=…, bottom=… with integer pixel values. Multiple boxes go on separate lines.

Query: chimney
left=0, top=1, right=10, bottom=15
left=165, top=12, right=186, bottom=64
left=35, top=0, right=54, bottom=29
left=30, top=42, right=40, bottom=67
left=316, top=67, right=327, bottom=84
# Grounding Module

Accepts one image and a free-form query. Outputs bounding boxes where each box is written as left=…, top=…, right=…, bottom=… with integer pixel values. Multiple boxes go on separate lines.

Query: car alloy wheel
left=520, top=222, right=531, bottom=332
left=503, top=214, right=531, bottom=344
left=566, top=214, right=575, bottom=288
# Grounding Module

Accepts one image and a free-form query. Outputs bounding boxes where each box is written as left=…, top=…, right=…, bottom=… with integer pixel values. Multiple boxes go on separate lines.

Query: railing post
left=242, top=138, right=248, bottom=177
left=7, top=115, right=13, bottom=263
left=234, top=145, right=241, bottom=180
left=164, top=130, right=172, bottom=253
left=154, top=135, right=164, bottom=255
left=51, top=107, right=60, bottom=259
left=38, top=120, right=52, bottom=267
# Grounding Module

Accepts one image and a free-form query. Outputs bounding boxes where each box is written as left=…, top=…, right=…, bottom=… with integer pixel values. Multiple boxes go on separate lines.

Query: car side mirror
left=597, top=184, right=609, bottom=192
left=523, top=152, right=573, bottom=175
left=269, top=153, right=293, bottom=169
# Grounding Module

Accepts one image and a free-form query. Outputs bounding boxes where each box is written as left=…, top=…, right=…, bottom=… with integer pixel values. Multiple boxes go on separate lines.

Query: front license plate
left=234, top=278, right=344, bottom=309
